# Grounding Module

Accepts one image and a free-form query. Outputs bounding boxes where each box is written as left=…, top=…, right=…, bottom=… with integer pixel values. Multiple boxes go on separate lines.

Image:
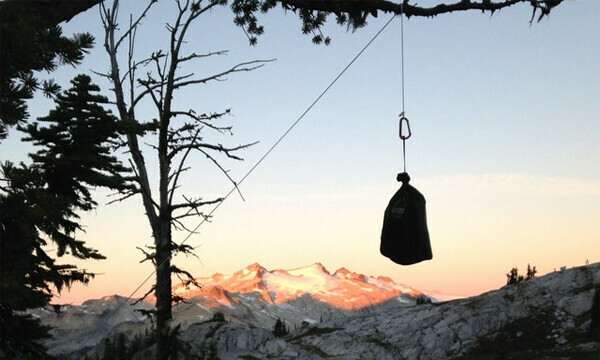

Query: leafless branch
left=101, top=0, right=161, bottom=231
left=132, top=284, right=156, bottom=305
left=116, top=0, right=156, bottom=49
left=171, top=217, right=203, bottom=234
left=168, top=141, right=258, bottom=160
left=171, top=212, right=211, bottom=222
left=90, top=69, right=112, bottom=79
left=106, top=189, right=139, bottom=205
left=198, top=149, right=246, bottom=201
left=172, top=59, right=275, bottom=90
left=179, top=50, right=229, bottom=63
left=137, top=246, right=156, bottom=265
left=171, top=1, right=222, bottom=60
left=171, top=242, right=198, bottom=257
left=127, top=13, right=138, bottom=108
left=171, top=109, right=233, bottom=134
left=171, top=196, right=223, bottom=211
left=138, top=77, right=164, bottom=113
left=168, top=130, right=197, bottom=206
left=170, top=265, right=201, bottom=289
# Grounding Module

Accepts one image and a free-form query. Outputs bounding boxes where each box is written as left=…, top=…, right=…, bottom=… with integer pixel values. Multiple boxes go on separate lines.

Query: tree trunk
left=156, top=100, right=172, bottom=359
left=155, top=226, right=172, bottom=360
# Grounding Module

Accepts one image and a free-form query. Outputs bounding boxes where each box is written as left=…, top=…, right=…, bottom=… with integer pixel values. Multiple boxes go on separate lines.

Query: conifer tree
left=116, top=333, right=128, bottom=360
left=273, top=318, right=289, bottom=337
left=0, top=2, right=96, bottom=139
left=0, top=75, right=132, bottom=357
left=102, top=337, right=116, bottom=360
left=506, top=267, right=524, bottom=285
left=526, top=264, right=537, bottom=280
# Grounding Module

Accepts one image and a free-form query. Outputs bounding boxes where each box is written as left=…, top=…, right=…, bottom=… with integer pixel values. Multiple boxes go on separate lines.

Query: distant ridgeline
left=28, top=262, right=599, bottom=359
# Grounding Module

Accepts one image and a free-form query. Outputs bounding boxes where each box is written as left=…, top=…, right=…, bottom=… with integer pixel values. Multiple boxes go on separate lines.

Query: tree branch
left=133, top=284, right=156, bottom=305
left=179, top=50, right=229, bottom=63
left=171, top=196, right=223, bottom=211
left=106, top=188, right=139, bottom=205
left=116, top=0, right=156, bottom=49
left=276, top=0, right=564, bottom=20
left=137, top=246, right=157, bottom=265
left=198, top=149, right=246, bottom=201
left=168, top=131, right=197, bottom=206
left=168, top=141, right=258, bottom=160
left=171, top=109, right=233, bottom=134
left=233, top=0, right=566, bottom=44
left=170, top=265, right=201, bottom=290
left=171, top=59, right=275, bottom=90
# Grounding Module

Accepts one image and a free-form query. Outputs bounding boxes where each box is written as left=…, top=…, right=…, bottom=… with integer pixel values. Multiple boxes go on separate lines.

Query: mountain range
left=165, top=262, right=444, bottom=330
left=169, top=262, right=433, bottom=309
left=32, top=262, right=600, bottom=359
left=33, top=263, right=441, bottom=356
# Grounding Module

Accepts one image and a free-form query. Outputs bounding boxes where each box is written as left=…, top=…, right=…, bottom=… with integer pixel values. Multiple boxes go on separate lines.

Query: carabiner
left=399, top=113, right=412, bottom=140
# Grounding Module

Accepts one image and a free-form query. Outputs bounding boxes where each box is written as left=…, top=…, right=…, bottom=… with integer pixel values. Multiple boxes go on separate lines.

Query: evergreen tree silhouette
left=0, top=75, right=132, bottom=357
left=273, top=318, right=289, bottom=337
left=0, top=3, right=94, bottom=139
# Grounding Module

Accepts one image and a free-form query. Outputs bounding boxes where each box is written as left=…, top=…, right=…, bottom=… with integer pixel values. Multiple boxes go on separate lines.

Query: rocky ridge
left=37, top=263, right=600, bottom=359
left=167, top=262, right=429, bottom=330
left=156, top=263, right=600, bottom=359
left=30, top=295, right=153, bottom=357
left=35, top=263, right=429, bottom=358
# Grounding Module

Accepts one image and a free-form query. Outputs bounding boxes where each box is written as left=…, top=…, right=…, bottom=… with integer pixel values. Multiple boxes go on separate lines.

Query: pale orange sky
left=54, top=172, right=599, bottom=305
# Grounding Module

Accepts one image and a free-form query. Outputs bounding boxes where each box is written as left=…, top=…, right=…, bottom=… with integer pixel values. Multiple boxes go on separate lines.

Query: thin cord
left=403, top=140, right=406, bottom=173
left=400, top=3, right=408, bottom=174
left=183, top=14, right=397, bottom=243
left=401, top=4, right=405, bottom=113
left=77, top=15, right=397, bottom=349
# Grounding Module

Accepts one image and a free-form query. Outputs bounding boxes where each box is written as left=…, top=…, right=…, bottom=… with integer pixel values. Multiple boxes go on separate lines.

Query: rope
left=162, top=13, right=395, bottom=283
left=401, top=3, right=405, bottom=114
left=77, top=14, right=397, bottom=349
left=403, top=140, right=407, bottom=173
left=399, top=3, right=410, bottom=175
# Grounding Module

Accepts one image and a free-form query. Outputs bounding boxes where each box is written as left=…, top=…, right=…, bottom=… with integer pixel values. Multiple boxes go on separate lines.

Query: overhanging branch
left=276, top=0, right=564, bottom=19
left=233, top=0, right=566, bottom=44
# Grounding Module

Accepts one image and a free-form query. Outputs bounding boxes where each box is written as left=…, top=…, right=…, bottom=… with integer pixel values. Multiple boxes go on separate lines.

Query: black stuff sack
left=380, top=172, right=432, bottom=265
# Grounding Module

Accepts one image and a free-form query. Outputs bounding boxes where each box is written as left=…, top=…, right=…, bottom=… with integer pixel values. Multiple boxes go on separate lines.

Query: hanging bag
left=380, top=172, right=432, bottom=265
left=381, top=13, right=432, bottom=266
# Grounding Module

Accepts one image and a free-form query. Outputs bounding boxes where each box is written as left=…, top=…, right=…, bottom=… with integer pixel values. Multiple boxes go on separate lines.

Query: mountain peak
left=171, top=262, right=432, bottom=311
left=236, top=262, right=267, bottom=278
left=244, top=262, right=264, bottom=272
left=334, top=267, right=351, bottom=276
left=285, top=263, right=331, bottom=277
left=99, top=294, right=126, bottom=302
left=308, top=262, right=331, bottom=274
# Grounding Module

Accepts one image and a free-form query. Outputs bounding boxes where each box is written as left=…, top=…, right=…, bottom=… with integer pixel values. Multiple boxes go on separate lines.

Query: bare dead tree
left=99, top=1, right=271, bottom=358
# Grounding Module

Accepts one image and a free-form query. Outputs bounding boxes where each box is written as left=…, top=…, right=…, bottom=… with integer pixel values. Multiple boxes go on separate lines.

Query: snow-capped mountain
left=165, top=262, right=431, bottom=330
left=172, top=263, right=599, bottom=360
left=35, top=262, right=600, bottom=360
left=33, top=263, right=433, bottom=357
left=170, top=262, right=426, bottom=310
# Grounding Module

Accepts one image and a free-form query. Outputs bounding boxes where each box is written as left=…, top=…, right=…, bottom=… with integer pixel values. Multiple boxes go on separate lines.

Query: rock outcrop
left=31, top=295, right=152, bottom=357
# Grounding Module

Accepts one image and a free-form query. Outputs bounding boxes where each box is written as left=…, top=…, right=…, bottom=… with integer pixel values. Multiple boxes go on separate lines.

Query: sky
left=2, top=0, right=599, bottom=305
